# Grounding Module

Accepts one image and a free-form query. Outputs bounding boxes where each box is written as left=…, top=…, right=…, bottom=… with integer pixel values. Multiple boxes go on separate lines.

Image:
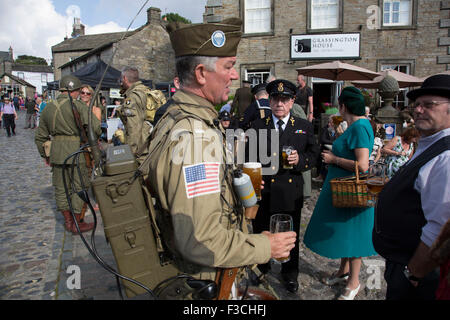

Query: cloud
left=0, top=0, right=127, bottom=63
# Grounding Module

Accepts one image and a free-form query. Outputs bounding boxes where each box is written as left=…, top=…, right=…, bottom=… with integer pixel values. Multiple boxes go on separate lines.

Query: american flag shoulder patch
left=183, top=162, right=221, bottom=199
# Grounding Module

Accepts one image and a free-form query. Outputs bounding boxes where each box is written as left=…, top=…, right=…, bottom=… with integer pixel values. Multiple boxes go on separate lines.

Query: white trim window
left=244, top=0, right=272, bottom=34
left=383, top=0, right=412, bottom=26
left=311, top=0, right=339, bottom=30
left=41, top=74, right=48, bottom=84
left=380, top=63, right=410, bottom=108
left=246, top=69, right=271, bottom=85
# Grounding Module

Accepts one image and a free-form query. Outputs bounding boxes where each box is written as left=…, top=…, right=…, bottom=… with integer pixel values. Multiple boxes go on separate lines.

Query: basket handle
left=355, top=161, right=359, bottom=183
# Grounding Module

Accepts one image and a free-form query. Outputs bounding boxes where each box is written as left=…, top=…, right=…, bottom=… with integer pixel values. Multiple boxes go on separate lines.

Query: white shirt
left=410, top=128, right=450, bottom=247
left=272, top=113, right=291, bottom=132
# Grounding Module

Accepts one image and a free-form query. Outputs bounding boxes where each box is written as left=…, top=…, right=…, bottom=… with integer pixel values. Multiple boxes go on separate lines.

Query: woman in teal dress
left=304, top=87, right=377, bottom=300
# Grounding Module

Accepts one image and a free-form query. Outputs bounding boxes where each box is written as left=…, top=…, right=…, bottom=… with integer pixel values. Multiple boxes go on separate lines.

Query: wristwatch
left=403, top=266, right=422, bottom=282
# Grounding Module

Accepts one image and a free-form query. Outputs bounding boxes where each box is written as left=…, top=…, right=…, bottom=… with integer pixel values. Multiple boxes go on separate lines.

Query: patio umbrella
left=296, top=60, right=380, bottom=81
left=352, top=69, right=423, bottom=89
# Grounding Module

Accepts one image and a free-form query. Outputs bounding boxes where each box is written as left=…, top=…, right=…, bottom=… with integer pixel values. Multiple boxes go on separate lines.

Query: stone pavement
left=0, top=110, right=387, bottom=300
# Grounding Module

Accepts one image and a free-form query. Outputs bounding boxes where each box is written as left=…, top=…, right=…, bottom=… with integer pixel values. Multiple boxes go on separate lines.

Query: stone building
left=204, top=0, right=450, bottom=110
left=52, top=7, right=175, bottom=86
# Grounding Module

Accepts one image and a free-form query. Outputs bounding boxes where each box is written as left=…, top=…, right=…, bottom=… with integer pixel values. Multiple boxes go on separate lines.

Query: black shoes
left=282, top=273, right=299, bottom=293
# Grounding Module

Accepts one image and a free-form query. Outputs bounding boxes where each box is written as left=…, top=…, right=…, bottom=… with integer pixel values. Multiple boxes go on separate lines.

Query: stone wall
left=205, top=0, right=449, bottom=93
left=113, top=23, right=175, bottom=84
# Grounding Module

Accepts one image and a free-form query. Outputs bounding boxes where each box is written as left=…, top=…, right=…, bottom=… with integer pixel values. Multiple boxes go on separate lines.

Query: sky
left=0, top=0, right=207, bottom=64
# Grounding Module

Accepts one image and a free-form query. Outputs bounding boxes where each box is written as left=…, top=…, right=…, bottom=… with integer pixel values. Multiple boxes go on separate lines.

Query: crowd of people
left=17, top=17, right=450, bottom=301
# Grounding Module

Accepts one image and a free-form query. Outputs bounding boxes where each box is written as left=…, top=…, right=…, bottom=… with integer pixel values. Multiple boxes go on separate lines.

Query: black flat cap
left=266, top=79, right=297, bottom=98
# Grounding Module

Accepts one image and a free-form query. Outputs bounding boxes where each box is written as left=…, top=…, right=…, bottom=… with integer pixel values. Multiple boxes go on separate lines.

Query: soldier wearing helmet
left=35, top=75, right=102, bottom=234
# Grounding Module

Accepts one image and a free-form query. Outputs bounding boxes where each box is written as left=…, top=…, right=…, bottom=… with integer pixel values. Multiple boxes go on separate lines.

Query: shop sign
left=290, top=33, right=360, bottom=60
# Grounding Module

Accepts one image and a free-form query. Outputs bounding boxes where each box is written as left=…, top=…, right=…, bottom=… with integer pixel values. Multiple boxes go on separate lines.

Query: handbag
left=329, top=161, right=370, bottom=208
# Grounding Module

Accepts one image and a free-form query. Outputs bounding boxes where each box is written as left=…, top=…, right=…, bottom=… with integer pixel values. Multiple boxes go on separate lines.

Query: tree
left=15, top=55, right=48, bottom=66
left=162, top=13, right=192, bottom=24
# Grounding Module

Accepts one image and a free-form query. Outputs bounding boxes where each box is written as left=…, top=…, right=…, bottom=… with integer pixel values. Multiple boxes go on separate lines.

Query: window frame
left=377, top=59, right=416, bottom=109
left=379, top=0, right=417, bottom=30
left=307, top=0, right=343, bottom=33
left=241, top=0, right=274, bottom=37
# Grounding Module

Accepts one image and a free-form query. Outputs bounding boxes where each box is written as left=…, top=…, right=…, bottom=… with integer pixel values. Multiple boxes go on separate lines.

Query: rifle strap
left=215, top=267, right=239, bottom=300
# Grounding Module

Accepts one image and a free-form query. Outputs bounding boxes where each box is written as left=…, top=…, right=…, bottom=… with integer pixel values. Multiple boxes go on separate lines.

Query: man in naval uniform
left=250, top=79, right=320, bottom=293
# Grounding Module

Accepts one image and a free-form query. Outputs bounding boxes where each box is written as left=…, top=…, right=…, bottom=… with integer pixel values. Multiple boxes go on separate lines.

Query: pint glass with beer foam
left=282, top=146, right=294, bottom=169
left=243, top=162, right=262, bottom=201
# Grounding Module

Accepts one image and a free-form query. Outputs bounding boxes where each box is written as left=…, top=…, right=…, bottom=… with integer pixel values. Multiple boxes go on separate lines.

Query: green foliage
left=15, top=55, right=48, bottom=66
left=162, top=13, right=192, bottom=24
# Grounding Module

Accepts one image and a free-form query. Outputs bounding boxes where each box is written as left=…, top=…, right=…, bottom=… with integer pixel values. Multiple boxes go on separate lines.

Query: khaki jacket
left=147, top=90, right=271, bottom=280
left=117, top=81, right=152, bottom=161
left=35, top=95, right=101, bottom=165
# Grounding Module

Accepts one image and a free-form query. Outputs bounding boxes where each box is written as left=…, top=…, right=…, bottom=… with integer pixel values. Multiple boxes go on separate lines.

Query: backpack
left=143, top=88, right=167, bottom=123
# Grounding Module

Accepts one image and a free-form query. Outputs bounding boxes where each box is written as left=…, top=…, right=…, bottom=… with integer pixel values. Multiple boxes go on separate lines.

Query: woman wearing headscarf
left=304, top=87, right=377, bottom=300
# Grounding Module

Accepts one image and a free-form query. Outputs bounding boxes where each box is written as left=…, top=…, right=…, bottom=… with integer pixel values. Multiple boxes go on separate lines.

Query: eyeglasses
left=413, top=100, right=449, bottom=109
left=81, top=91, right=92, bottom=96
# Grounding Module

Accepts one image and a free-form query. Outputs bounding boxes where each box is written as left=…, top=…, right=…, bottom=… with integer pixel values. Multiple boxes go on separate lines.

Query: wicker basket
left=330, top=161, right=370, bottom=208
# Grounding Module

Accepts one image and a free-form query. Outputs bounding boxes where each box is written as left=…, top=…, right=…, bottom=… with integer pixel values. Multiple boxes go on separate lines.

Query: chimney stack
left=71, top=17, right=85, bottom=38
left=8, top=46, right=13, bottom=62
left=147, top=7, right=161, bottom=25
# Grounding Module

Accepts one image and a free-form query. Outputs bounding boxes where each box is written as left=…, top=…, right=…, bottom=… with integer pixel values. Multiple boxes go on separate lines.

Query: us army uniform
left=147, top=90, right=271, bottom=281
left=117, top=81, right=154, bottom=163
left=35, top=75, right=101, bottom=232
left=146, top=18, right=272, bottom=284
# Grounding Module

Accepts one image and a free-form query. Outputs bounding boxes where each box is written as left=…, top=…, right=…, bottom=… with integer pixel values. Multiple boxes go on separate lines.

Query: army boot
left=61, top=211, right=94, bottom=234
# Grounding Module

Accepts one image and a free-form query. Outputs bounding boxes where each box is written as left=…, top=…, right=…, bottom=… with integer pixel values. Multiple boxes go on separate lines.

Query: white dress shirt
left=410, top=128, right=450, bottom=247
left=272, top=113, right=291, bottom=132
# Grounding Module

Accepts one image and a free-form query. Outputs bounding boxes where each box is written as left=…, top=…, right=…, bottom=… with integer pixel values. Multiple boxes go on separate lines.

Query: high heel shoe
left=338, top=284, right=360, bottom=300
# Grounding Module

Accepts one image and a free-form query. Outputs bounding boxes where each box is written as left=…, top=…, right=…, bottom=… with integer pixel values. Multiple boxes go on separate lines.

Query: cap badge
left=68, top=81, right=74, bottom=89
left=278, top=82, right=284, bottom=92
left=211, top=30, right=226, bottom=48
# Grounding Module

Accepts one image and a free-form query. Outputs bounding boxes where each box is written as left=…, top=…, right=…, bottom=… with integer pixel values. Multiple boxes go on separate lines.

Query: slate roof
left=51, top=31, right=137, bottom=53
left=12, top=63, right=53, bottom=73
left=1, top=73, right=36, bottom=88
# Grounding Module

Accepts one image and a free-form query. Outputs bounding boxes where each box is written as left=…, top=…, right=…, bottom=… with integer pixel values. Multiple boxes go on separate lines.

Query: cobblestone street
left=0, top=110, right=387, bottom=301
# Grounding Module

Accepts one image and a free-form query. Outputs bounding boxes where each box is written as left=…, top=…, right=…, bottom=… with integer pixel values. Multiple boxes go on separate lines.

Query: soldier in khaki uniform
left=146, top=18, right=296, bottom=297
left=117, top=67, right=166, bottom=164
left=35, top=75, right=102, bottom=234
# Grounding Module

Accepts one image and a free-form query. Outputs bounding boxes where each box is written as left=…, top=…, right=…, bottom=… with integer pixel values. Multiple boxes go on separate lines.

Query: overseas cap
left=167, top=18, right=242, bottom=57
left=266, top=79, right=297, bottom=98
left=59, top=75, right=82, bottom=92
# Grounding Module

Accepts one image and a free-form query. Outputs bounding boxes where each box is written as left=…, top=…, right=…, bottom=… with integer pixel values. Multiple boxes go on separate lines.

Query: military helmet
left=59, top=75, right=82, bottom=92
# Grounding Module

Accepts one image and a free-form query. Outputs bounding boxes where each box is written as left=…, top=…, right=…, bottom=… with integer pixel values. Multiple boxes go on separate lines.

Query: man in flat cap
left=35, top=75, right=102, bottom=234
left=232, top=79, right=254, bottom=120
left=239, top=82, right=271, bottom=130
left=146, top=19, right=296, bottom=299
left=374, top=74, right=450, bottom=300
left=249, top=79, right=319, bottom=293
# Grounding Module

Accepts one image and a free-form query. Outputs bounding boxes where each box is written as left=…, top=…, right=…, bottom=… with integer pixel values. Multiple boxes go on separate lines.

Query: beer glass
left=332, top=115, right=344, bottom=126
left=243, top=162, right=262, bottom=201
left=366, top=162, right=387, bottom=207
left=270, top=214, right=293, bottom=263
left=282, top=146, right=294, bottom=169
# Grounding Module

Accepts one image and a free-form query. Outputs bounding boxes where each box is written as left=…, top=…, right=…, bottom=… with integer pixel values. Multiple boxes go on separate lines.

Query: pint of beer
left=270, top=214, right=293, bottom=263
left=243, top=162, right=262, bottom=201
left=332, top=115, right=344, bottom=126
left=282, top=146, right=294, bottom=169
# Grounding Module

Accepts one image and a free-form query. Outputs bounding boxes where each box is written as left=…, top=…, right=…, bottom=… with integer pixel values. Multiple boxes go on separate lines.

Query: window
left=17, top=72, right=24, bottom=80
left=382, top=0, right=412, bottom=26
left=41, top=74, right=47, bottom=84
left=246, top=69, right=271, bottom=85
left=310, top=0, right=340, bottom=30
left=380, top=63, right=411, bottom=109
left=244, top=0, right=272, bottom=34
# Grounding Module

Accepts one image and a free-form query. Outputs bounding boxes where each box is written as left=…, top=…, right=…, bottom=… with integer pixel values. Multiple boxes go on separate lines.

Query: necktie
left=277, top=119, right=284, bottom=136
